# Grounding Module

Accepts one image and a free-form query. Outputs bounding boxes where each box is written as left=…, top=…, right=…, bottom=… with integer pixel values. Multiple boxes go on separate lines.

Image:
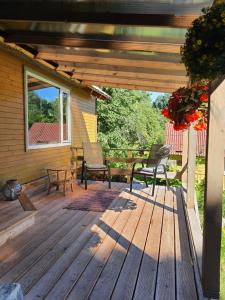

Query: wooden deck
left=0, top=181, right=200, bottom=300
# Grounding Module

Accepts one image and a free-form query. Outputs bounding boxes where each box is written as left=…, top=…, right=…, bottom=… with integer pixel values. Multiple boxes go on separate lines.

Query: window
left=25, top=70, right=71, bottom=149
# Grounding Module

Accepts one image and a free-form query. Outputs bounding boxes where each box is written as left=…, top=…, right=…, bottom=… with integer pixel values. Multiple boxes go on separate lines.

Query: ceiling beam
left=4, top=31, right=182, bottom=54
left=57, top=63, right=187, bottom=76
left=0, top=1, right=210, bottom=27
left=37, top=51, right=185, bottom=71
left=72, top=73, right=187, bottom=86
left=69, top=70, right=188, bottom=83
left=82, top=81, right=174, bottom=93
left=78, top=75, right=182, bottom=89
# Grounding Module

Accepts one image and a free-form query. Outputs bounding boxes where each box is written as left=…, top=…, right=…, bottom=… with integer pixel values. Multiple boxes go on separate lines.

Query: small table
left=47, top=167, right=75, bottom=196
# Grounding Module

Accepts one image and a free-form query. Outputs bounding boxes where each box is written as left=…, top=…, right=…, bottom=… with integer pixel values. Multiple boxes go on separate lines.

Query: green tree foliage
left=97, top=88, right=167, bottom=150
left=152, top=93, right=170, bottom=110
left=28, top=91, right=59, bottom=128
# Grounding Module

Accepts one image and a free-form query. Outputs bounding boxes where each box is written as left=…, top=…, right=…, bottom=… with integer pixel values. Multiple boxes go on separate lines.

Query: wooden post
left=127, top=150, right=132, bottom=183
left=186, top=126, right=197, bottom=209
left=181, top=129, right=188, bottom=184
left=202, top=78, right=225, bottom=299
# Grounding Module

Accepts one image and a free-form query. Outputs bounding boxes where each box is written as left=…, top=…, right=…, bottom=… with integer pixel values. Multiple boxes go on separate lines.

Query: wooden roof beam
left=4, top=31, right=183, bottom=54
left=82, top=81, right=174, bottom=93
left=37, top=51, right=185, bottom=71
left=70, top=70, right=188, bottom=83
left=73, top=73, right=187, bottom=87
left=78, top=75, right=182, bottom=89
left=0, top=1, right=211, bottom=27
left=57, top=63, right=187, bottom=76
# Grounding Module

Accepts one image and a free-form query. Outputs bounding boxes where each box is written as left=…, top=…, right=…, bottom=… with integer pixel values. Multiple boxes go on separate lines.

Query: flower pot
left=2, top=179, right=22, bottom=201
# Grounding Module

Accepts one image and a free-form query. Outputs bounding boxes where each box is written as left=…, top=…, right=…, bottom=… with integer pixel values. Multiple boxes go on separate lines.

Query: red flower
left=161, top=108, right=170, bottom=119
left=185, top=111, right=201, bottom=123
left=174, top=123, right=189, bottom=131
left=194, top=122, right=207, bottom=131
left=199, top=93, right=208, bottom=102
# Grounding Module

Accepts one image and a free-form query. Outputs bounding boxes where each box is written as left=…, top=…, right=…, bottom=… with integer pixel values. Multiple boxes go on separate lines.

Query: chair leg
left=152, top=171, right=157, bottom=196
left=130, top=173, right=134, bottom=192
left=144, top=175, right=148, bottom=187
left=63, top=170, right=67, bottom=196
left=84, top=167, right=87, bottom=190
left=71, top=179, right=74, bottom=192
left=108, top=168, right=111, bottom=189
left=47, top=184, right=51, bottom=195
left=81, top=161, right=84, bottom=184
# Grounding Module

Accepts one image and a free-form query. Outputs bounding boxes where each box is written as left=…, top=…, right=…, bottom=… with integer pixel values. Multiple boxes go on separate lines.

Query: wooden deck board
left=0, top=181, right=199, bottom=300
left=67, top=185, right=149, bottom=300
left=155, top=188, right=176, bottom=300
left=133, top=187, right=165, bottom=300
left=88, top=186, right=156, bottom=300
left=110, top=186, right=157, bottom=300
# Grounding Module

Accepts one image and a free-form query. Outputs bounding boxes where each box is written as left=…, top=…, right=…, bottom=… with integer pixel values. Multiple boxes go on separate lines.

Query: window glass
left=26, top=72, right=70, bottom=148
left=63, top=92, right=69, bottom=142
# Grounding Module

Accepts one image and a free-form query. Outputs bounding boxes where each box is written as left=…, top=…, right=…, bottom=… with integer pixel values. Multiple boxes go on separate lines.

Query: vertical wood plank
left=202, top=79, right=225, bottom=299
left=186, top=126, right=197, bottom=209
left=181, top=130, right=188, bottom=185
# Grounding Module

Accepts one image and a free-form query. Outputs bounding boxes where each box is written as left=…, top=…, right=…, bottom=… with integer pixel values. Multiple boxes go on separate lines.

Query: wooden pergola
left=0, top=0, right=223, bottom=298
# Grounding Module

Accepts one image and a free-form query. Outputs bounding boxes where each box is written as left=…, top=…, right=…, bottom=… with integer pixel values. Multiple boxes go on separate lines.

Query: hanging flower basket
left=161, top=84, right=208, bottom=131
left=181, top=2, right=225, bottom=81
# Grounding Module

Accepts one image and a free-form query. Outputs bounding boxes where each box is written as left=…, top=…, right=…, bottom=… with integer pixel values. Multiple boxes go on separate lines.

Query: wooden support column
left=181, top=129, right=188, bottom=184
left=187, top=126, right=197, bottom=209
left=202, top=78, right=225, bottom=299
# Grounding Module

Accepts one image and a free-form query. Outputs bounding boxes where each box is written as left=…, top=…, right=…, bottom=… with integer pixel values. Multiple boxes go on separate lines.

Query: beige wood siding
left=0, top=47, right=97, bottom=186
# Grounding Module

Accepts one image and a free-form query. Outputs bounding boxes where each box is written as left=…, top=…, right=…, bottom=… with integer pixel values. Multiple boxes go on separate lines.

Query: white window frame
left=24, top=69, right=71, bottom=150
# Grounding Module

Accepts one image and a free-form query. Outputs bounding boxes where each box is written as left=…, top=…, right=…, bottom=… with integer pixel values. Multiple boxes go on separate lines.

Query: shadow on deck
left=0, top=181, right=201, bottom=299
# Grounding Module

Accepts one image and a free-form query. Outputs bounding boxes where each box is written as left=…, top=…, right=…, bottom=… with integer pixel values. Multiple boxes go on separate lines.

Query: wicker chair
left=81, top=142, right=111, bottom=189
left=130, top=144, right=171, bottom=195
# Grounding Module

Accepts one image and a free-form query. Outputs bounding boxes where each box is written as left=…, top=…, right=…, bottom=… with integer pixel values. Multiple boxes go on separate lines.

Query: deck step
left=0, top=211, right=37, bottom=247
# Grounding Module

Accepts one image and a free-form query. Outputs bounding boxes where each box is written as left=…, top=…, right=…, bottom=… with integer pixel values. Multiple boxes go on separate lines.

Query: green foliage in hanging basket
left=181, top=2, right=225, bottom=81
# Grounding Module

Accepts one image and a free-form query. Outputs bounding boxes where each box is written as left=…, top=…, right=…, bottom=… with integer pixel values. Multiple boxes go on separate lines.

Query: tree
left=28, top=91, right=59, bottom=128
left=153, top=93, right=170, bottom=110
left=97, top=88, right=166, bottom=150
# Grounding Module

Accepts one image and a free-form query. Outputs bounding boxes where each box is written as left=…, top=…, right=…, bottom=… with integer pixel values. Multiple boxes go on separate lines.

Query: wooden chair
left=81, top=142, right=111, bottom=189
left=130, top=144, right=171, bottom=195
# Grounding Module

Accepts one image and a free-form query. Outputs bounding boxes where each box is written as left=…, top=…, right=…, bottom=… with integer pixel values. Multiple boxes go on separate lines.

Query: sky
left=33, top=87, right=168, bottom=102
left=149, top=91, right=169, bottom=102
left=34, top=87, right=59, bottom=102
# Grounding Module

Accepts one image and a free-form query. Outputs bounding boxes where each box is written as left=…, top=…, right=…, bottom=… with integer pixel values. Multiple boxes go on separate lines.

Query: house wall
left=0, top=47, right=97, bottom=186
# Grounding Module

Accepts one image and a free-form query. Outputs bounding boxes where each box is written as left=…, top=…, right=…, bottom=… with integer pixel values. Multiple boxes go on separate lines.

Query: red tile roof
left=29, top=122, right=67, bottom=145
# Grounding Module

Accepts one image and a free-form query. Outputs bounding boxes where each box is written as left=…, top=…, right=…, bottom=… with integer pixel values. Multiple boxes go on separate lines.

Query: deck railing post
left=202, top=79, right=224, bottom=299
left=127, top=150, right=132, bottom=183
left=187, top=126, right=197, bottom=209
left=182, top=130, right=188, bottom=185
